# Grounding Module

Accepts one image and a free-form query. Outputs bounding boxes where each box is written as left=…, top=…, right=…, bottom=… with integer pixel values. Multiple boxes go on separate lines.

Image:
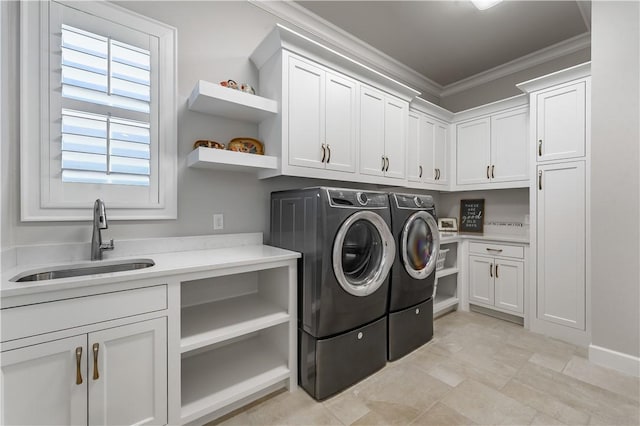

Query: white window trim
left=20, top=0, right=177, bottom=221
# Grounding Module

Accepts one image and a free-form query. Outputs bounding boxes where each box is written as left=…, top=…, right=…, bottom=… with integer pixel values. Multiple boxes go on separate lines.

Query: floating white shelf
left=187, top=147, right=278, bottom=173
left=180, top=337, right=290, bottom=424
left=436, top=267, right=459, bottom=279
left=434, top=296, right=459, bottom=316
left=188, top=80, right=278, bottom=123
left=181, top=294, right=289, bottom=354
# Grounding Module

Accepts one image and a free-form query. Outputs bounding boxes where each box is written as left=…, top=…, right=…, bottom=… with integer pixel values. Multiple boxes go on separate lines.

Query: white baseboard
left=589, top=344, right=640, bottom=377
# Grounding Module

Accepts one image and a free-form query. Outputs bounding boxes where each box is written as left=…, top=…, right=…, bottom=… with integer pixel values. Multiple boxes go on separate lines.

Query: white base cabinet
left=468, top=242, right=525, bottom=316
left=1, top=286, right=168, bottom=426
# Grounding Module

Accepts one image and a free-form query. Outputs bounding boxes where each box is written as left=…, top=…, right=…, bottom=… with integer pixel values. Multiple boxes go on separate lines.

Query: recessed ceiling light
left=471, top=0, right=503, bottom=10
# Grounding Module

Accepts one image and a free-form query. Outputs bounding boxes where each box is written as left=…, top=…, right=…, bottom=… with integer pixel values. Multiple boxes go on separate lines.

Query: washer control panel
left=327, top=189, right=388, bottom=208
left=392, top=193, right=435, bottom=210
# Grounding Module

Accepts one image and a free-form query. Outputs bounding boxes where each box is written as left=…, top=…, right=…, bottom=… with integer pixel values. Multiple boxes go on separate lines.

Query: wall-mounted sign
left=460, top=199, right=485, bottom=233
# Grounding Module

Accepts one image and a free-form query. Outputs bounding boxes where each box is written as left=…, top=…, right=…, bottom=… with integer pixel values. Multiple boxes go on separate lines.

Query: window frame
left=20, top=0, right=177, bottom=221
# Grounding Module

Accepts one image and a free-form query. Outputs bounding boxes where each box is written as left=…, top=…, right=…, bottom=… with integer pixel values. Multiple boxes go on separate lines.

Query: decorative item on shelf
left=240, top=83, right=255, bottom=95
left=193, top=139, right=225, bottom=150
left=438, top=218, right=458, bottom=233
left=459, top=199, right=485, bottom=233
left=436, top=248, right=449, bottom=271
left=227, top=137, right=264, bottom=155
left=220, top=79, right=238, bottom=90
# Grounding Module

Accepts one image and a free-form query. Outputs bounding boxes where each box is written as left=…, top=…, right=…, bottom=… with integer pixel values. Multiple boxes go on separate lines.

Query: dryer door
left=333, top=211, right=396, bottom=296
left=401, top=211, right=440, bottom=279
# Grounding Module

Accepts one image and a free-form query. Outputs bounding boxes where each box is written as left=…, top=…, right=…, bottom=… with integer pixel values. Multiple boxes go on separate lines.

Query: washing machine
left=270, top=187, right=395, bottom=400
left=387, top=192, right=440, bottom=361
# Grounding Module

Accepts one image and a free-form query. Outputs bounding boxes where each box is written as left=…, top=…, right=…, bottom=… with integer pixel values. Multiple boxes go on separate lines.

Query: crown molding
left=516, top=62, right=590, bottom=93
left=440, top=33, right=591, bottom=97
left=248, top=0, right=442, bottom=98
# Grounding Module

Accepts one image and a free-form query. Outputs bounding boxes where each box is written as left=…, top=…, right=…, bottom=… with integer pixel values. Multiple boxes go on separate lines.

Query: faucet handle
left=100, top=239, right=115, bottom=251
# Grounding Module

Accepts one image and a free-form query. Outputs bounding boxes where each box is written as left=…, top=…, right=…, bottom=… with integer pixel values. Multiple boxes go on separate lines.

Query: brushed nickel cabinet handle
left=381, top=155, right=386, bottom=171
left=437, top=168, right=441, bottom=180
left=435, top=168, right=438, bottom=180
left=326, top=144, right=331, bottom=163
left=491, top=165, right=495, bottom=179
left=486, top=248, right=503, bottom=253
left=75, top=347, right=83, bottom=385
left=385, top=157, right=390, bottom=172
left=321, top=144, right=326, bottom=163
left=538, top=139, right=543, bottom=157
left=419, top=165, right=423, bottom=178
left=489, top=263, right=493, bottom=277
left=495, top=264, right=499, bottom=278
left=92, top=343, right=100, bottom=381
left=538, top=170, right=543, bottom=190
left=486, top=165, right=490, bottom=179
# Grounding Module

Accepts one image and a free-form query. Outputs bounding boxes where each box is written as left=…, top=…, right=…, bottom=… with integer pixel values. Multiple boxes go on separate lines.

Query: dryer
left=270, top=187, right=395, bottom=400
left=387, top=192, right=440, bottom=361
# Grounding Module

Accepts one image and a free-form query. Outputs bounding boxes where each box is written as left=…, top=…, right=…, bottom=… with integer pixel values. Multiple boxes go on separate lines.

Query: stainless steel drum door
left=333, top=211, right=395, bottom=297
left=401, top=211, right=440, bottom=279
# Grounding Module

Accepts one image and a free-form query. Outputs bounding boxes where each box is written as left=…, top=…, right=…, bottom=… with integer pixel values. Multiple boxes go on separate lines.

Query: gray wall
left=591, top=1, right=640, bottom=358
left=440, top=48, right=591, bottom=112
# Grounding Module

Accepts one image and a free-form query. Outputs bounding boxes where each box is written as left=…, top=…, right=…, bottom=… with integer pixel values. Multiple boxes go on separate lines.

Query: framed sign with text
left=460, top=199, right=485, bottom=233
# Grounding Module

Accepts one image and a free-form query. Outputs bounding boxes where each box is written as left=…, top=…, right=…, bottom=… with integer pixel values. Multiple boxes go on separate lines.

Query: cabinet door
left=88, top=318, right=167, bottom=426
left=468, top=255, right=495, bottom=306
left=494, top=259, right=524, bottom=314
left=537, top=161, right=585, bottom=330
left=536, top=82, right=586, bottom=162
left=384, top=97, right=407, bottom=180
left=456, top=118, right=491, bottom=185
left=420, top=117, right=436, bottom=183
left=325, top=71, right=357, bottom=173
left=434, top=121, right=448, bottom=185
left=1, top=335, right=87, bottom=425
left=491, top=107, right=528, bottom=183
left=288, top=57, right=325, bottom=169
left=407, top=112, right=421, bottom=182
left=359, top=86, right=386, bottom=177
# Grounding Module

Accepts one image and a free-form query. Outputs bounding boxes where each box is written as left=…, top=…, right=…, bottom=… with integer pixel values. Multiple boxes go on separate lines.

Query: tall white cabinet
left=518, top=62, right=591, bottom=346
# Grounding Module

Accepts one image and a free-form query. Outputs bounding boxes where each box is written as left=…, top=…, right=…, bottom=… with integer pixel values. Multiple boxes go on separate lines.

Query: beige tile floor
left=211, top=311, right=640, bottom=426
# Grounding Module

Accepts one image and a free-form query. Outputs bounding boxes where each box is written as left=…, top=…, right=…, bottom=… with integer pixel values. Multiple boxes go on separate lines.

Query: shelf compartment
left=436, top=267, right=459, bottom=279
left=181, top=293, right=289, bottom=353
left=180, top=327, right=290, bottom=424
left=434, top=296, right=460, bottom=315
left=187, top=147, right=278, bottom=173
left=188, top=80, right=278, bottom=122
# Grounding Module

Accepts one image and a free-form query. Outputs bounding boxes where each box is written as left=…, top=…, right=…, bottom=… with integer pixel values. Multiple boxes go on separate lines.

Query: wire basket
left=436, top=248, right=449, bottom=271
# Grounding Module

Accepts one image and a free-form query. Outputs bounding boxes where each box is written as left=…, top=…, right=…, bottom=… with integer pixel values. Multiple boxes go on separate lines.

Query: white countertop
left=1, top=244, right=300, bottom=299
left=439, top=233, right=530, bottom=245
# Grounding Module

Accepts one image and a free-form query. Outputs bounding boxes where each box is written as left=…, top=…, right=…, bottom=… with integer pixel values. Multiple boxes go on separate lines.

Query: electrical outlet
left=213, top=213, right=224, bottom=230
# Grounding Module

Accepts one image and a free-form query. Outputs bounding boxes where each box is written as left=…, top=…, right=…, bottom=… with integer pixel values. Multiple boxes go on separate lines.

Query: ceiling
left=295, top=1, right=591, bottom=87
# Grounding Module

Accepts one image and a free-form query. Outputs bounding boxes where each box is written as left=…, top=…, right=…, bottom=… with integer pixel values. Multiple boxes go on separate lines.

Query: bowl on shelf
left=227, top=138, right=264, bottom=155
left=193, top=140, right=225, bottom=150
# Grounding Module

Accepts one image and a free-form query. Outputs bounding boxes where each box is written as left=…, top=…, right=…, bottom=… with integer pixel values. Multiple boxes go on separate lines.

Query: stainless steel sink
left=11, top=259, right=155, bottom=282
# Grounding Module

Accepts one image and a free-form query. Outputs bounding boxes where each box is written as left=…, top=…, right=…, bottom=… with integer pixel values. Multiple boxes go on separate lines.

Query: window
left=21, top=0, right=177, bottom=221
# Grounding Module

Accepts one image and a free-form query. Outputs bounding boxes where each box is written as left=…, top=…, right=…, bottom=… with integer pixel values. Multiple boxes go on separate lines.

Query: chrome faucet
left=91, top=199, right=114, bottom=260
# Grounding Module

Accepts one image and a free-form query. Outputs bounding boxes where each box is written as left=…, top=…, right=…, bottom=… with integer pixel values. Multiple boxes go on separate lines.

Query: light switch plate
left=213, top=213, right=224, bottom=230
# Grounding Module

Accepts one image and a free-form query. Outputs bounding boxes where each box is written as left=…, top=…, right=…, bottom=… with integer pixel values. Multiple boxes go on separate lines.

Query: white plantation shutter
left=60, top=25, right=151, bottom=186
left=20, top=0, right=177, bottom=221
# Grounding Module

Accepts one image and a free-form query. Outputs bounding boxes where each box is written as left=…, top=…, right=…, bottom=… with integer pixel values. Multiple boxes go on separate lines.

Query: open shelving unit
left=434, top=239, right=460, bottom=317
left=188, top=80, right=278, bottom=123
left=187, top=147, right=278, bottom=174
left=179, top=267, right=296, bottom=424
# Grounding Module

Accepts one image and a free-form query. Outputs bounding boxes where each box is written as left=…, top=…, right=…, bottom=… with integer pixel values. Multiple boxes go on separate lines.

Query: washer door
left=333, top=211, right=395, bottom=297
left=401, top=211, right=440, bottom=279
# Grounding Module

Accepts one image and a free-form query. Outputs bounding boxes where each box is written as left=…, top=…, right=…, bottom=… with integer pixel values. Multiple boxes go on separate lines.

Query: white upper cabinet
left=536, top=81, right=586, bottom=162
left=490, top=107, right=529, bottom=183
left=359, top=85, right=407, bottom=181
left=456, top=117, right=491, bottom=185
left=408, top=110, right=449, bottom=187
left=454, top=97, right=529, bottom=189
left=288, top=56, right=356, bottom=173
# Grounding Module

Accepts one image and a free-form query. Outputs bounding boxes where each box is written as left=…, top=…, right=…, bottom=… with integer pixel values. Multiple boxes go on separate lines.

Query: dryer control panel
left=392, top=193, right=435, bottom=210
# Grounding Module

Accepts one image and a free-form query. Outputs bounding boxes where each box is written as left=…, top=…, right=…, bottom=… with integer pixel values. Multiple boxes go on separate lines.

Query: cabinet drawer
left=1, top=285, right=167, bottom=342
left=469, top=242, right=524, bottom=259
